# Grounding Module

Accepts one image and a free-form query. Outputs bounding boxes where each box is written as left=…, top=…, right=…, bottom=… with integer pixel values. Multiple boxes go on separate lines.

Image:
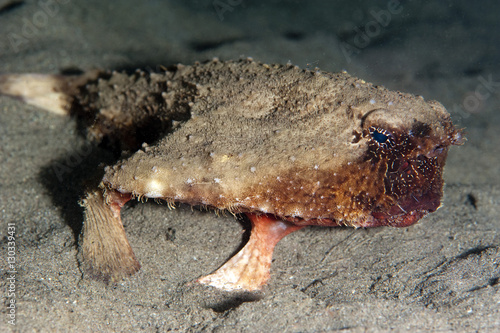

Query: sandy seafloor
left=0, top=0, right=499, bottom=332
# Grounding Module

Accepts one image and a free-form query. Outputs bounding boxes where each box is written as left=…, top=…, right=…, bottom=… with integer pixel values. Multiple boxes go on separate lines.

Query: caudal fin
left=0, top=73, right=73, bottom=115
left=0, top=70, right=100, bottom=115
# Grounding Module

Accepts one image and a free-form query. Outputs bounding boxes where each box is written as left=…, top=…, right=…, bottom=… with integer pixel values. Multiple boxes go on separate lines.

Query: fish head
left=355, top=98, right=464, bottom=227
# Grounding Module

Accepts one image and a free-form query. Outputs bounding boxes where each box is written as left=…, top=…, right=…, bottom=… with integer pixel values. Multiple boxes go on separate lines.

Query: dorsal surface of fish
left=0, top=59, right=463, bottom=291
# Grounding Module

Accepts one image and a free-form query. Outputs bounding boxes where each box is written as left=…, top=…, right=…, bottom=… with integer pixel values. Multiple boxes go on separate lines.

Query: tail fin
left=0, top=73, right=73, bottom=115
left=0, top=71, right=99, bottom=115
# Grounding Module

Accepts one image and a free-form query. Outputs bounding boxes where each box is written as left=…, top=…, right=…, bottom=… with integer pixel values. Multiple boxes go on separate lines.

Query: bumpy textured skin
left=0, top=58, right=463, bottom=289
left=72, top=68, right=193, bottom=149
left=80, top=59, right=462, bottom=228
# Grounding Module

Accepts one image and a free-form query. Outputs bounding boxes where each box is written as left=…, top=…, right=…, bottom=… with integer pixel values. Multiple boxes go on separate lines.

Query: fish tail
left=0, top=70, right=99, bottom=115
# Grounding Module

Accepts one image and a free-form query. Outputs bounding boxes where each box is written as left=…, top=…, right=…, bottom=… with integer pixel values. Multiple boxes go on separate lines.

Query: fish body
left=0, top=59, right=463, bottom=291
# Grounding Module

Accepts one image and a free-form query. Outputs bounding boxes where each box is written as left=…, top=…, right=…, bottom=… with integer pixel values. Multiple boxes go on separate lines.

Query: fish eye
left=369, top=126, right=394, bottom=148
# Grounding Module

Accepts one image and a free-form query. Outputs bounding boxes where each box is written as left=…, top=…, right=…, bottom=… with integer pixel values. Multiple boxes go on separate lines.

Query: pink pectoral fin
left=197, top=213, right=304, bottom=291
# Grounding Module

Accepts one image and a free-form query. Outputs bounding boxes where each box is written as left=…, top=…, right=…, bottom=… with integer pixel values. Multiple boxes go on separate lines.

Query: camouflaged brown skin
left=68, top=68, right=193, bottom=150
left=69, top=59, right=462, bottom=230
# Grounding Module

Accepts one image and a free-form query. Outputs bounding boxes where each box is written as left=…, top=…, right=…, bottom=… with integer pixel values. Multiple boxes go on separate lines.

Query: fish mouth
left=369, top=149, right=447, bottom=227
left=370, top=188, right=442, bottom=227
